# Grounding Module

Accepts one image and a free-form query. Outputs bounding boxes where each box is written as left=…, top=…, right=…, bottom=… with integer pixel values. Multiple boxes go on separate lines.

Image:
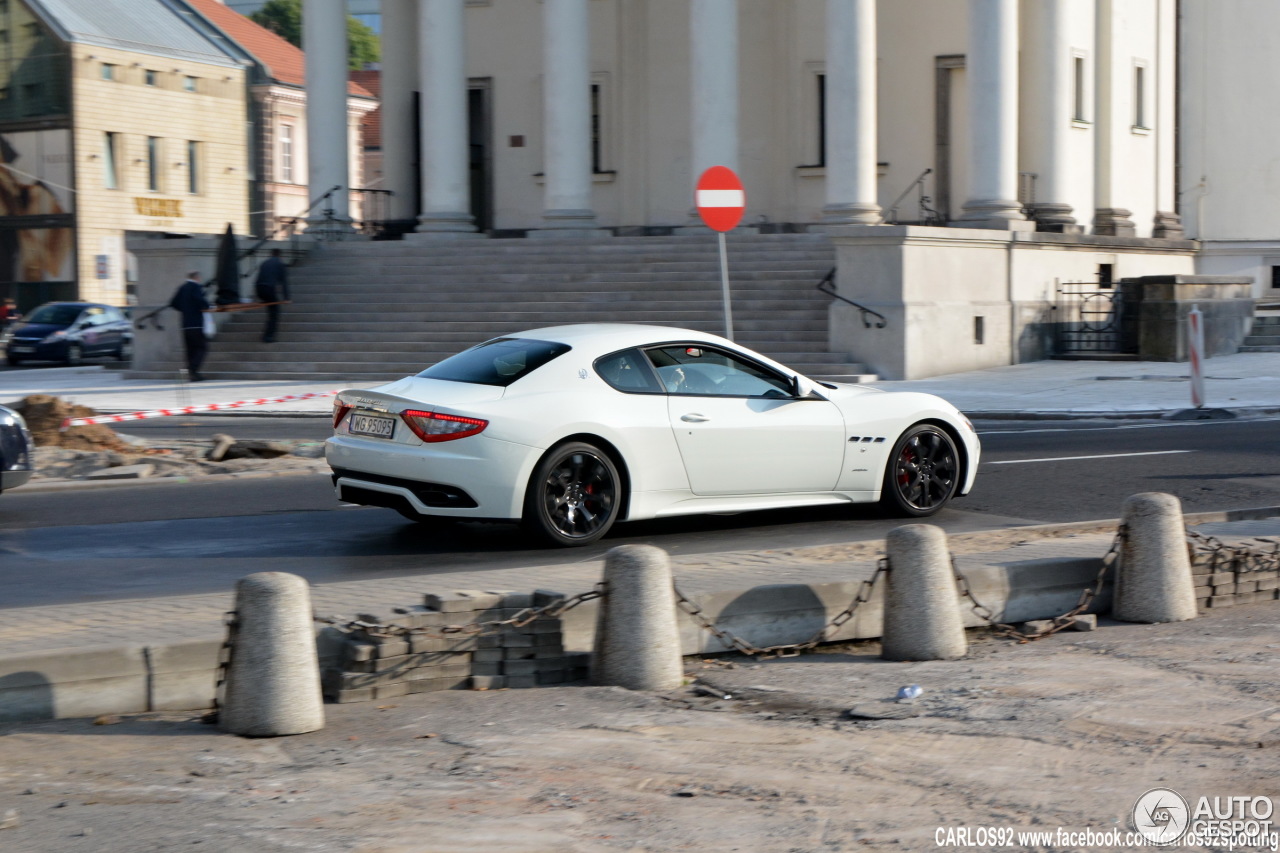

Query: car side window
left=644, top=345, right=793, bottom=398
left=81, top=308, right=106, bottom=326
left=595, top=348, right=663, bottom=394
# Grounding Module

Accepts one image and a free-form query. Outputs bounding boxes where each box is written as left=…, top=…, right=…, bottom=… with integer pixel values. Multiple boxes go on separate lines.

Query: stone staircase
left=132, top=233, right=876, bottom=383
left=1240, top=310, right=1280, bottom=353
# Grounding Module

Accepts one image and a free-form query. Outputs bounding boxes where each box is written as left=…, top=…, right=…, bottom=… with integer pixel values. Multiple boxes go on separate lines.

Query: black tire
left=524, top=441, right=621, bottom=547
left=880, top=423, right=960, bottom=517
left=6, top=354, right=19, bottom=366
left=116, top=339, right=133, bottom=362
left=64, top=343, right=82, bottom=366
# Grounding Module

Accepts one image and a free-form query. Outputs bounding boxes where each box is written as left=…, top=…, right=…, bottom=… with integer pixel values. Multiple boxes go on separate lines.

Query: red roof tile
left=183, top=0, right=372, bottom=97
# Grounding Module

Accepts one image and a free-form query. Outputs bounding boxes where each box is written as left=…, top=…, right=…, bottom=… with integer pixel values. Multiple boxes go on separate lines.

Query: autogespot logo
left=1133, top=787, right=1191, bottom=845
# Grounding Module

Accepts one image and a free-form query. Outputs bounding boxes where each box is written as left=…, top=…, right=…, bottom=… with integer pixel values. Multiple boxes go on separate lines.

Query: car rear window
left=417, top=337, right=571, bottom=387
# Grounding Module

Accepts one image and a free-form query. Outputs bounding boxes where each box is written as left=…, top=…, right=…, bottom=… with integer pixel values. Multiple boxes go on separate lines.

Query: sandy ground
left=2, top=605, right=1279, bottom=853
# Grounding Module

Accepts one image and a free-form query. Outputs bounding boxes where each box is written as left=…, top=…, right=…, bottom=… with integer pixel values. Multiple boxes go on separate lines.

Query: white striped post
left=1188, top=305, right=1205, bottom=409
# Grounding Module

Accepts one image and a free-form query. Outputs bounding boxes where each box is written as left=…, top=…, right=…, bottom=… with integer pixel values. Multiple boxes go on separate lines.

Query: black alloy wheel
left=64, top=342, right=82, bottom=366
left=881, top=424, right=960, bottom=517
left=526, top=441, right=621, bottom=546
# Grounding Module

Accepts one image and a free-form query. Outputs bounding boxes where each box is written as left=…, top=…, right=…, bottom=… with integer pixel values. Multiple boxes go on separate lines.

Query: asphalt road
left=2, top=415, right=1278, bottom=609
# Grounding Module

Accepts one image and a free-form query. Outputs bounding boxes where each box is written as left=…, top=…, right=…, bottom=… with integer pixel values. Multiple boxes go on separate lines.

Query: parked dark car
left=0, top=404, right=33, bottom=494
left=4, top=302, right=133, bottom=366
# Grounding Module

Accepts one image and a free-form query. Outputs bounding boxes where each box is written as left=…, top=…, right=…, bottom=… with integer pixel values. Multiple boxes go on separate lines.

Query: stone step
left=270, top=296, right=831, bottom=311
left=145, top=233, right=857, bottom=381
left=1239, top=345, right=1280, bottom=353
left=1242, top=335, right=1280, bottom=346
left=312, top=234, right=832, bottom=256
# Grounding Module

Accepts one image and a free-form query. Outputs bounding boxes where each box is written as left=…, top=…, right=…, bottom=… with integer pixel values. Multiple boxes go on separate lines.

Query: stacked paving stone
left=323, top=589, right=590, bottom=704
left=1191, top=546, right=1280, bottom=610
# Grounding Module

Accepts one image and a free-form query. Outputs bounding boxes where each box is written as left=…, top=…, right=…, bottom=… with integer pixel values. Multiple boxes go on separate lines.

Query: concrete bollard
left=1113, top=492, right=1198, bottom=623
left=881, top=524, right=968, bottom=661
left=591, top=545, right=684, bottom=691
left=221, top=572, right=325, bottom=737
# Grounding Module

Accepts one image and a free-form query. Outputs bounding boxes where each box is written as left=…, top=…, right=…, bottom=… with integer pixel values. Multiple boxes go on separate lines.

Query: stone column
left=535, top=0, right=601, bottom=237
left=689, top=0, right=738, bottom=205
left=379, top=0, right=419, bottom=225
left=1092, top=0, right=1135, bottom=236
left=1152, top=0, right=1183, bottom=238
left=822, top=0, right=881, bottom=225
left=303, top=0, right=353, bottom=233
left=1023, top=0, right=1080, bottom=233
left=959, top=0, right=1028, bottom=229
left=416, top=0, right=475, bottom=234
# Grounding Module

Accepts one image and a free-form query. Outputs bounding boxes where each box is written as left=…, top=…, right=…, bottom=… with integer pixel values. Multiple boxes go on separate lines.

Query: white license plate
left=350, top=413, right=396, bottom=438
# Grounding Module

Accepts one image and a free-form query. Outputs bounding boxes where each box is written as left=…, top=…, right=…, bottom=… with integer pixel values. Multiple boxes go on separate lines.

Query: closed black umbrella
left=213, top=223, right=240, bottom=306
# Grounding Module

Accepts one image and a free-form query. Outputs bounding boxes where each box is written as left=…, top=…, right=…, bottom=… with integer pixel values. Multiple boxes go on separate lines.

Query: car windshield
left=25, top=304, right=84, bottom=326
left=417, top=337, right=571, bottom=387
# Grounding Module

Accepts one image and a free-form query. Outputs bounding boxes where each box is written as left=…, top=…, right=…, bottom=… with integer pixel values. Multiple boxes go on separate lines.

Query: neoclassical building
left=298, top=0, right=1182, bottom=240
left=289, top=0, right=1211, bottom=378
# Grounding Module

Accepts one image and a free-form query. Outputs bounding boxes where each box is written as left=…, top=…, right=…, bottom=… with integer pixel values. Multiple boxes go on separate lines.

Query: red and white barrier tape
left=60, top=390, right=340, bottom=430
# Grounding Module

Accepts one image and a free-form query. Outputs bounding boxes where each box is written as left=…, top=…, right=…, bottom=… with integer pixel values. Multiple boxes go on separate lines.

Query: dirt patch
left=2, top=605, right=1279, bottom=852
left=10, top=394, right=130, bottom=452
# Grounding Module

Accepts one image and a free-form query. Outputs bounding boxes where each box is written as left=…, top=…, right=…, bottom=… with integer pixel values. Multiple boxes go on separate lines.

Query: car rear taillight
left=401, top=409, right=488, bottom=443
left=333, top=401, right=351, bottom=429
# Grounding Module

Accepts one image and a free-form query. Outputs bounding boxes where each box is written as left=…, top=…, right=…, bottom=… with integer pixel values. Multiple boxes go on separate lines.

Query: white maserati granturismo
left=326, top=324, right=980, bottom=547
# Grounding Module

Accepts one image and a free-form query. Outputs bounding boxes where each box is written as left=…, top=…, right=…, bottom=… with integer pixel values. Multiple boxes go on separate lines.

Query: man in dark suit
left=254, top=248, right=290, bottom=343
left=169, top=270, right=210, bottom=381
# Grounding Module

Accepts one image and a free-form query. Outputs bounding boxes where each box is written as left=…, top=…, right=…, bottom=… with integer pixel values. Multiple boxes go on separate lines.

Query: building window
left=816, top=72, right=827, bottom=167
left=1073, top=55, right=1086, bottom=121
left=184, top=76, right=197, bottom=92
left=1133, top=62, right=1149, bottom=130
left=147, top=136, right=160, bottom=192
left=145, top=69, right=157, bottom=86
left=280, top=124, right=293, bottom=183
left=186, top=140, right=198, bottom=193
left=1271, top=266, right=1280, bottom=290
left=590, top=84, right=602, bottom=174
left=104, top=132, right=119, bottom=189
left=102, top=63, right=115, bottom=81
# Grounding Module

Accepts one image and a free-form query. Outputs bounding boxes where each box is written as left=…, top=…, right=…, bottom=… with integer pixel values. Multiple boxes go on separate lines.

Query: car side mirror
left=793, top=375, right=820, bottom=398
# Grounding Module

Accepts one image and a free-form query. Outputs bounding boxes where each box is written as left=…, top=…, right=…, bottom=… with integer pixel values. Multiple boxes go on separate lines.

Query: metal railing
left=816, top=268, right=887, bottom=329
left=883, top=168, right=944, bottom=226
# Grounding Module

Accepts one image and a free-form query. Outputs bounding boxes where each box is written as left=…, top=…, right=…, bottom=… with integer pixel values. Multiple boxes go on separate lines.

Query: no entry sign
left=695, top=166, right=746, bottom=232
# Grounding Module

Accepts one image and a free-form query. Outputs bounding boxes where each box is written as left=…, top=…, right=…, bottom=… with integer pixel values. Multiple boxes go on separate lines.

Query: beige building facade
left=71, top=43, right=248, bottom=305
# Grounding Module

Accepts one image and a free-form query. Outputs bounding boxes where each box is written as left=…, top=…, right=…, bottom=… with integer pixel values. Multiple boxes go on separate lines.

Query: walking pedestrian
left=0, top=297, right=18, bottom=330
left=169, top=270, right=210, bottom=381
left=254, top=248, right=289, bottom=343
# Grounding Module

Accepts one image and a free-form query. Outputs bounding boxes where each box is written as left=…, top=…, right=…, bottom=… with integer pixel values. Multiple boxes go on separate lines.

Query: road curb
left=17, top=468, right=330, bottom=494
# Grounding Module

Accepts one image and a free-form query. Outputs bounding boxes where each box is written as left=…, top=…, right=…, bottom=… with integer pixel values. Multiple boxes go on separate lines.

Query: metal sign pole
left=1188, top=304, right=1205, bottom=409
left=718, top=230, right=734, bottom=341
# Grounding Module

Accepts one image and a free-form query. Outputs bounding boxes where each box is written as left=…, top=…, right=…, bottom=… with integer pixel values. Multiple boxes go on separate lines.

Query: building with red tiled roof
left=348, top=69, right=382, bottom=191
left=178, top=0, right=375, bottom=236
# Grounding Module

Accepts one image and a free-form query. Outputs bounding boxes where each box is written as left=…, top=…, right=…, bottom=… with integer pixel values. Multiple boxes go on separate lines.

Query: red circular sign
left=695, top=165, right=746, bottom=232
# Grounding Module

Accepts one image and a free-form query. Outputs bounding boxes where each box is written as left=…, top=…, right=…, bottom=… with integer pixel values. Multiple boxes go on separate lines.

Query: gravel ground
left=2, top=605, right=1279, bottom=852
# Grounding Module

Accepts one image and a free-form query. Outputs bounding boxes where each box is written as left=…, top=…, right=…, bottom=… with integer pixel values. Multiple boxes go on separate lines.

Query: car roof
left=506, top=323, right=733, bottom=357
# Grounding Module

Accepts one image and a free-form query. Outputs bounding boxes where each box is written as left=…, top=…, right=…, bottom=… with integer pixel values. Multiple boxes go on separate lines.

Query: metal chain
left=200, top=609, right=239, bottom=724
left=673, top=558, right=889, bottom=659
left=1188, top=529, right=1280, bottom=574
left=957, top=523, right=1128, bottom=644
left=315, top=584, right=606, bottom=639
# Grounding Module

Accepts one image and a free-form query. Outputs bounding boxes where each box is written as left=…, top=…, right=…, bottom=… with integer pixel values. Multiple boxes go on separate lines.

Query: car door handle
left=680, top=413, right=710, bottom=423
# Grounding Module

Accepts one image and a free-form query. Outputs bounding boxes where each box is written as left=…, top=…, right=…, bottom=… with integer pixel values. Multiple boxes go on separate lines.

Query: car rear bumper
left=325, top=433, right=537, bottom=520
left=1, top=468, right=32, bottom=493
